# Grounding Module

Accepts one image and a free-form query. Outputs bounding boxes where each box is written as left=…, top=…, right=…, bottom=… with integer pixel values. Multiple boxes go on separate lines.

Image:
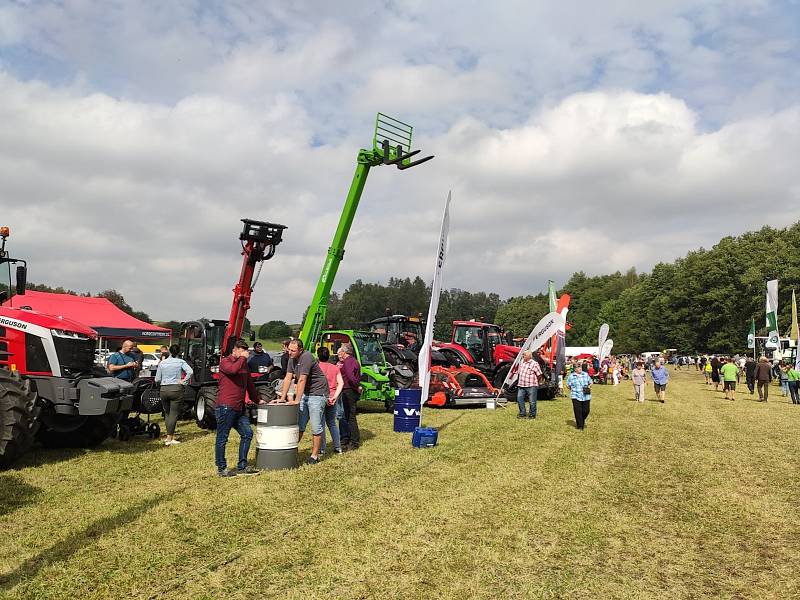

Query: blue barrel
left=393, top=388, right=421, bottom=432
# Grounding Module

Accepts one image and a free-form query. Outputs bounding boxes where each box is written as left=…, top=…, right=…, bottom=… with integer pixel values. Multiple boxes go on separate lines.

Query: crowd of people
left=103, top=336, right=363, bottom=477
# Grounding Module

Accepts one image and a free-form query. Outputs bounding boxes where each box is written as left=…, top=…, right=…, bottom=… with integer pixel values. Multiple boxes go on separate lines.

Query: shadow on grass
left=0, top=491, right=171, bottom=591
left=0, top=474, right=40, bottom=516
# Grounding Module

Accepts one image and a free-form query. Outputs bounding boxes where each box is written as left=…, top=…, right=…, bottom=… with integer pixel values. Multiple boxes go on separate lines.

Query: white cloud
left=0, top=2, right=798, bottom=326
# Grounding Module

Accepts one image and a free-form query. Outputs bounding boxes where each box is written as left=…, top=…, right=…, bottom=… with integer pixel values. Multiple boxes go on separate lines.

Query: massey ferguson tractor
left=0, top=227, right=134, bottom=468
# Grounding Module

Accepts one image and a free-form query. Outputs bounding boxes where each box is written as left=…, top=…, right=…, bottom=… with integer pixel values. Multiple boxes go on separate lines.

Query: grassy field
left=1, top=370, right=798, bottom=599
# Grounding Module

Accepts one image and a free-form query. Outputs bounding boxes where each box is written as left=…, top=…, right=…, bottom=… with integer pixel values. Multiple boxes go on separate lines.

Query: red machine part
left=425, top=364, right=497, bottom=407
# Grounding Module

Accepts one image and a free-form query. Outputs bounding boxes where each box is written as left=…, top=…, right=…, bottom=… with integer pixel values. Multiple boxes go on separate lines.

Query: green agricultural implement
left=298, top=113, right=433, bottom=408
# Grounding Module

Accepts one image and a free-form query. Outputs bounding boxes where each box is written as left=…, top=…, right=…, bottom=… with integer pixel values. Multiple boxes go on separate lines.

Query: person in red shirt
left=215, top=340, right=260, bottom=477
left=515, top=350, right=542, bottom=419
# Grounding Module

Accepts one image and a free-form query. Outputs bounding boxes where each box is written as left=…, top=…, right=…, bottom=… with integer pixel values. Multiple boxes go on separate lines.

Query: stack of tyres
left=255, top=403, right=299, bottom=470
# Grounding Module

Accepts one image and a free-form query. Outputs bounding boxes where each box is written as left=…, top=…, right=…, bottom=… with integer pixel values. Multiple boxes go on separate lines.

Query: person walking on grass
left=632, top=361, right=647, bottom=402
left=566, top=361, right=592, bottom=430
left=277, top=339, right=329, bottom=465
left=787, top=364, right=800, bottom=405
left=744, top=356, right=757, bottom=395
left=755, top=356, right=772, bottom=402
left=720, top=357, right=738, bottom=401
left=703, top=357, right=712, bottom=385
left=710, top=355, right=721, bottom=392
left=215, top=340, right=260, bottom=477
left=778, top=363, right=789, bottom=397
left=154, top=344, right=193, bottom=446
left=316, top=346, right=343, bottom=454
left=651, top=359, right=669, bottom=403
left=515, top=350, right=542, bottom=419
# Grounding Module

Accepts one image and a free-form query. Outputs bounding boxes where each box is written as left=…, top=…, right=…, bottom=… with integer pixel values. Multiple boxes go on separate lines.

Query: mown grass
left=1, top=371, right=798, bottom=599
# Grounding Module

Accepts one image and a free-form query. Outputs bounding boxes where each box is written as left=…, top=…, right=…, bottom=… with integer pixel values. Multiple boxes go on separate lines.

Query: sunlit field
left=1, top=370, right=798, bottom=599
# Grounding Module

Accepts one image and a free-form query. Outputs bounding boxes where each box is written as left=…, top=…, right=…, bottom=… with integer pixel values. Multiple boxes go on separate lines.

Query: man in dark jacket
left=215, top=340, right=260, bottom=477
left=744, top=357, right=757, bottom=395
left=337, top=343, right=362, bottom=451
left=755, top=356, right=772, bottom=402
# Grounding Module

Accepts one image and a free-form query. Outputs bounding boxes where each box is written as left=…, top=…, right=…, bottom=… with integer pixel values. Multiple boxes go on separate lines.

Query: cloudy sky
left=1, top=1, right=798, bottom=324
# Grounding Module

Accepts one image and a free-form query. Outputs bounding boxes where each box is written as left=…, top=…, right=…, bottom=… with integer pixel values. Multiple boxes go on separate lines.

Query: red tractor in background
left=0, top=227, right=134, bottom=468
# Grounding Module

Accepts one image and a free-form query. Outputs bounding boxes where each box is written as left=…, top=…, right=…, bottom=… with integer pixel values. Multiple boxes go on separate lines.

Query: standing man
left=337, top=343, right=362, bottom=451
left=106, top=340, right=140, bottom=382
left=566, top=361, right=592, bottom=430
left=515, top=351, right=542, bottom=419
left=710, top=355, right=721, bottom=392
left=277, top=339, right=329, bottom=464
left=247, top=342, right=274, bottom=376
left=755, top=356, right=772, bottom=402
left=744, top=356, right=757, bottom=395
left=720, top=357, right=738, bottom=401
left=279, top=338, right=292, bottom=377
left=215, top=340, right=260, bottom=477
left=651, top=359, right=669, bottom=403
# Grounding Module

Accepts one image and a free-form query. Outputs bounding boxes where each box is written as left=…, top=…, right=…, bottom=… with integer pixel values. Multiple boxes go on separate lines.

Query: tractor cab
left=179, top=319, right=227, bottom=384
left=367, top=315, right=423, bottom=350
left=317, top=329, right=400, bottom=410
left=452, top=321, right=509, bottom=366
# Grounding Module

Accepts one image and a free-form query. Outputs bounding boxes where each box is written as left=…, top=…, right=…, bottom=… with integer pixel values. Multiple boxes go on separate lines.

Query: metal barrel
left=256, top=403, right=299, bottom=470
left=393, top=388, right=421, bottom=433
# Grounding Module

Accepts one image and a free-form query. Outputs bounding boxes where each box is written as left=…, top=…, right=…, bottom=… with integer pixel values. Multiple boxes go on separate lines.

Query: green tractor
left=315, top=329, right=404, bottom=412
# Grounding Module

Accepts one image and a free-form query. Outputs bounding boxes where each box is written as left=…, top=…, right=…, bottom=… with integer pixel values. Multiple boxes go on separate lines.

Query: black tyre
left=195, top=386, right=218, bottom=430
left=118, top=424, right=131, bottom=441
left=37, top=414, right=118, bottom=448
left=0, top=368, right=38, bottom=468
left=492, top=365, right=516, bottom=401
left=148, top=423, right=161, bottom=439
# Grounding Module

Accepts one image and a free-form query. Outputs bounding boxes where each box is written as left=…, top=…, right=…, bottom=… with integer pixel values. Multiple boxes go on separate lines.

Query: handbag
left=582, top=385, right=591, bottom=395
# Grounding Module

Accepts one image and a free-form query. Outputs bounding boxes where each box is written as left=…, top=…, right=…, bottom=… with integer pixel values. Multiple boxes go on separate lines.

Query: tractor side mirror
left=15, top=265, right=26, bottom=296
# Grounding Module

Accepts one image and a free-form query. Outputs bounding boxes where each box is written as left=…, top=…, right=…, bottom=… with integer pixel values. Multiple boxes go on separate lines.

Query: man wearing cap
left=247, top=341, right=274, bottom=376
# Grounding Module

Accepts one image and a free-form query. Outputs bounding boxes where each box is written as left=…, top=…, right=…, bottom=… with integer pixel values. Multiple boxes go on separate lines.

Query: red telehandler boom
left=166, top=219, right=287, bottom=430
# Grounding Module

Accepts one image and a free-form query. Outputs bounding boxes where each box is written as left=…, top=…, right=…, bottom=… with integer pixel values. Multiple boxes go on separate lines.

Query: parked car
left=141, top=353, right=160, bottom=371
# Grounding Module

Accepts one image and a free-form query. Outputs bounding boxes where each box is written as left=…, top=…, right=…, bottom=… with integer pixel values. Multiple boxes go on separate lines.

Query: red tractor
left=0, top=228, right=134, bottom=468
left=436, top=312, right=568, bottom=400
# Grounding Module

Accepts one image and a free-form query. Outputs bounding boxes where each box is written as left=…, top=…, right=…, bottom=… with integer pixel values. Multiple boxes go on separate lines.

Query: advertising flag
left=766, top=279, right=779, bottom=348
left=792, top=290, right=799, bottom=342
left=598, top=323, right=609, bottom=355
left=548, top=280, right=557, bottom=312
left=747, top=318, right=755, bottom=349
left=498, top=311, right=566, bottom=391
left=599, top=339, right=614, bottom=362
left=418, top=192, right=451, bottom=403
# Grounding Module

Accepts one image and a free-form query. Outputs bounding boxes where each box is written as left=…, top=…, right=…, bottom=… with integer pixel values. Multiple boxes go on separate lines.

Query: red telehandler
left=166, top=219, right=287, bottom=430
left=0, top=227, right=134, bottom=468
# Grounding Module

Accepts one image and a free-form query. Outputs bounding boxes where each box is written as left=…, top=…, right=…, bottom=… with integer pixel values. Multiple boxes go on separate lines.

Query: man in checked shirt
left=516, top=350, right=542, bottom=419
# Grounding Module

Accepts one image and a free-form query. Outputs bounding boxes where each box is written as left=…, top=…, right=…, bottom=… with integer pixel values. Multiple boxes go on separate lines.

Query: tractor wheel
left=492, top=366, right=517, bottom=402
left=0, top=368, right=38, bottom=468
left=37, top=414, right=118, bottom=449
left=195, top=386, right=218, bottom=430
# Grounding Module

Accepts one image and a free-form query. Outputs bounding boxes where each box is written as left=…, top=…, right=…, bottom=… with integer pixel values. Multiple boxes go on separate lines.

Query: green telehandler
left=298, top=114, right=433, bottom=411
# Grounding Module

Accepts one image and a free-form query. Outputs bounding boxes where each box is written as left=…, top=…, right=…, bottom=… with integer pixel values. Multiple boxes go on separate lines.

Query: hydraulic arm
left=221, top=219, right=287, bottom=356
left=299, top=114, right=434, bottom=347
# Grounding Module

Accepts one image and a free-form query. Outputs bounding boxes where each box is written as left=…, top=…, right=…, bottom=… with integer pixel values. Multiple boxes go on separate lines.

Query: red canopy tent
left=2, top=291, right=171, bottom=345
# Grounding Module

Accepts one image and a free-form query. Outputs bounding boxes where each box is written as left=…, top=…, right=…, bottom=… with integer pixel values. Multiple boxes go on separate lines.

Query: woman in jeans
left=154, top=344, right=193, bottom=445
left=316, top=346, right=343, bottom=454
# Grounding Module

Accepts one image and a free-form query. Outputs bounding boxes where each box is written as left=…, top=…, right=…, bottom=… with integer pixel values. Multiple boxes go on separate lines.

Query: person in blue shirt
left=106, top=340, right=139, bottom=382
left=155, top=344, right=194, bottom=445
left=566, top=361, right=592, bottom=430
left=247, top=342, right=274, bottom=377
left=651, top=360, right=670, bottom=403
